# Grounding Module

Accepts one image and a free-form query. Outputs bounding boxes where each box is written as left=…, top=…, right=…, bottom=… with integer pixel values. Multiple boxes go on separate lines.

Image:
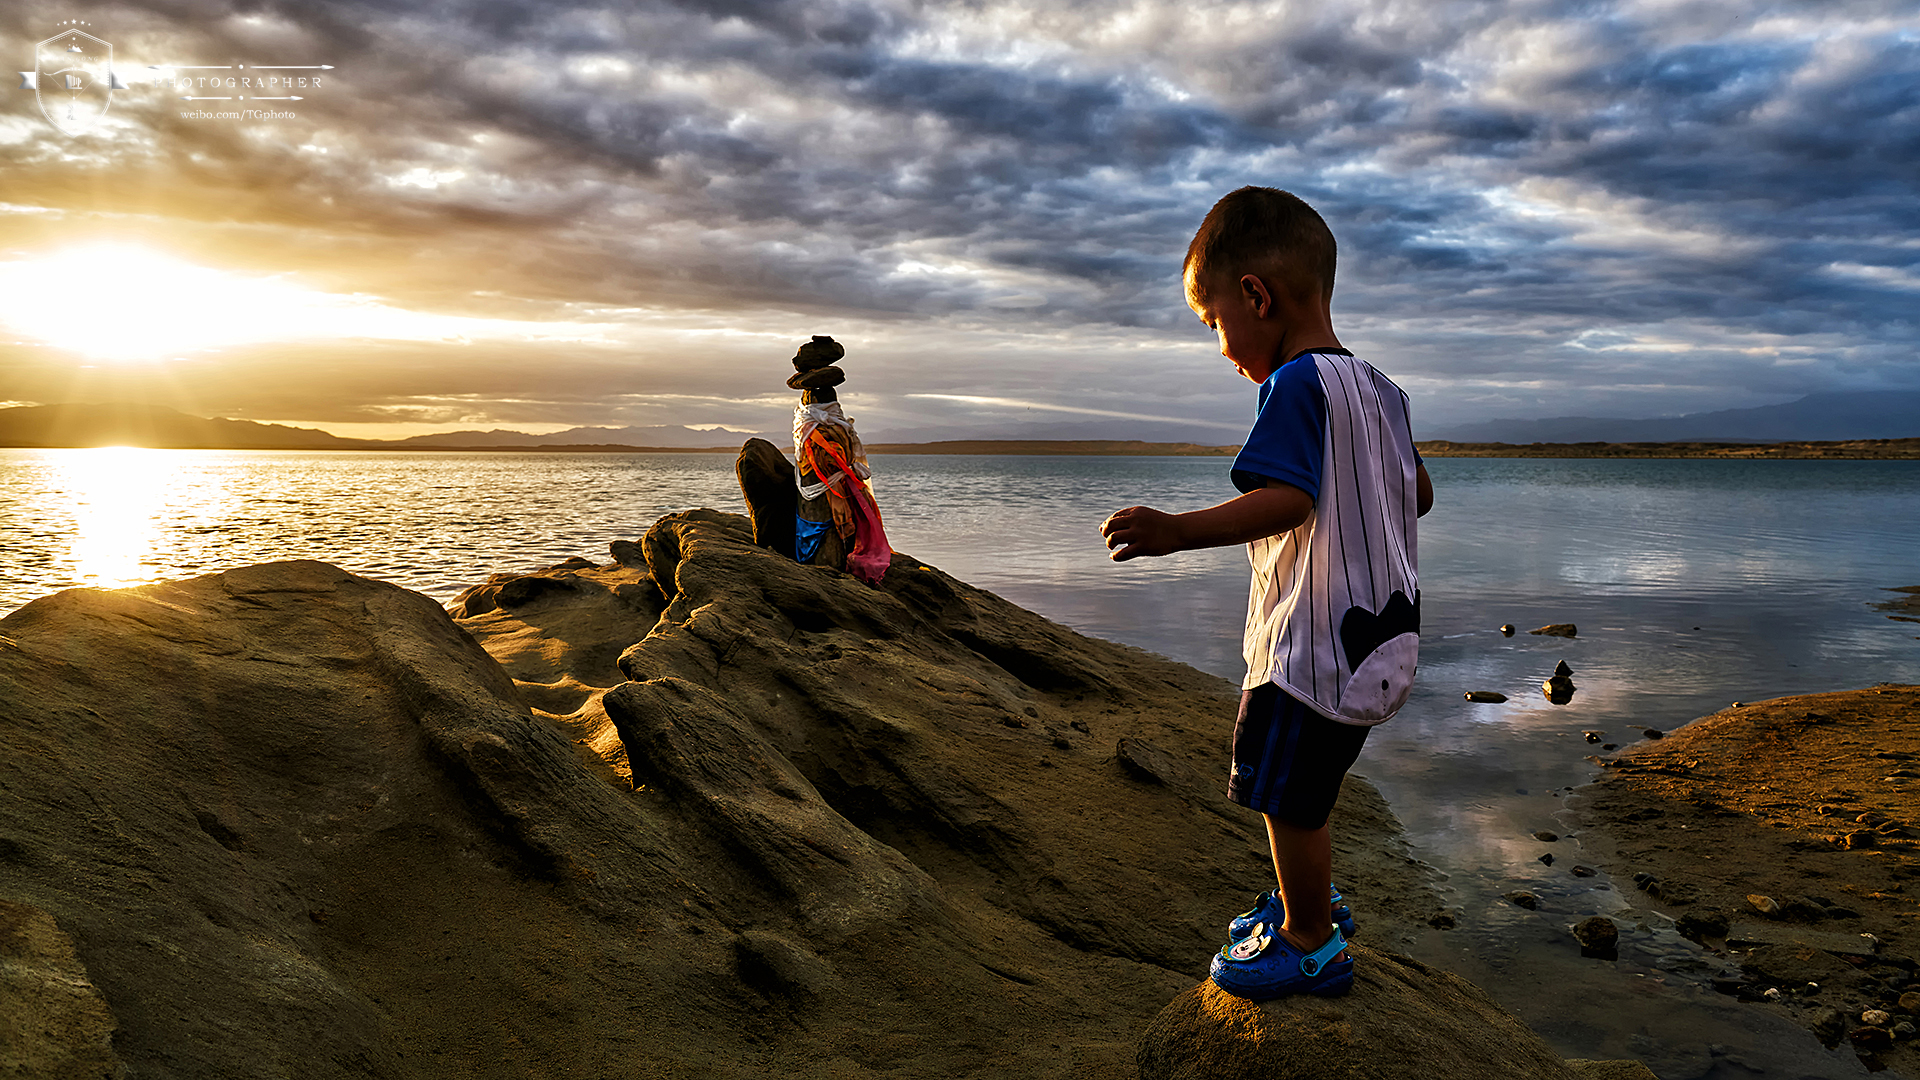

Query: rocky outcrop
left=0, top=560, right=676, bottom=1078
left=0, top=511, right=1568, bottom=1078
left=1137, top=948, right=1587, bottom=1080
left=0, top=898, right=125, bottom=1079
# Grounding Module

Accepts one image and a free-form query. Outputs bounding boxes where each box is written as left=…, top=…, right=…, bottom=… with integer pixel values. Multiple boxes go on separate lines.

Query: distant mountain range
left=392, top=424, right=774, bottom=448
left=860, top=418, right=1249, bottom=444
left=0, top=403, right=362, bottom=450
left=1424, top=391, right=1920, bottom=444
left=0, top=404, right=772, bottom=450
left=2, top=391, right=1915, bottom=450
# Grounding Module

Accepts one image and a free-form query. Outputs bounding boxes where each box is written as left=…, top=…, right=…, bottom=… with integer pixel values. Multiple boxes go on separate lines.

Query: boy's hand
left=1101, top=483, right=1313, bottom=562
left=1101, top=506, right=1182, bottom=561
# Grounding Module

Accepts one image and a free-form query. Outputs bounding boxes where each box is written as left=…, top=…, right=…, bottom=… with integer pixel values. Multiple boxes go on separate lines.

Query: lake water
left=4, top=448, right=1918, bottom=1078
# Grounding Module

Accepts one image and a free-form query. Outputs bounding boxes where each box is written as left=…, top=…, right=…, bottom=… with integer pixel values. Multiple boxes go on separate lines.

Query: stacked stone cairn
left=1543, top=659, right=1576, bottom=704
left=735, top=336, right=857, bottom=573
left=786, top=335, right=846, bottom=401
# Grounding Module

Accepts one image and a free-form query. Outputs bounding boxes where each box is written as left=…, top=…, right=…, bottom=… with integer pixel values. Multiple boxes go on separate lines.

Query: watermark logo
left=163, top=62, right=331, bottom=122
left=17, top=20, right=126, bottom=137
left=16, top=19, right=334, bottom=133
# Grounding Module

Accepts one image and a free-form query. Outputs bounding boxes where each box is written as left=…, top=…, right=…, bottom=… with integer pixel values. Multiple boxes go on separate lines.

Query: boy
left=1101, top=186, right=1432, bottom=1000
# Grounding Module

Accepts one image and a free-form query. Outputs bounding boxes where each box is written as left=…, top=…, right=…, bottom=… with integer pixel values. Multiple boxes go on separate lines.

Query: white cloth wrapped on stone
left=792, top=402, right=872, bottom=500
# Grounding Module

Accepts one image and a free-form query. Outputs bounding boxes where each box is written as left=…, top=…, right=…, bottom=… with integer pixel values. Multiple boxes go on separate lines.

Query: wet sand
left=1574, top=683, right=1920, bottom=1075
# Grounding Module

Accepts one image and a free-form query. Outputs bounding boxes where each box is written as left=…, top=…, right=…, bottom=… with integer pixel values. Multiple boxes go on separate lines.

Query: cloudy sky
left=0, top=0, right=1914, bottom=441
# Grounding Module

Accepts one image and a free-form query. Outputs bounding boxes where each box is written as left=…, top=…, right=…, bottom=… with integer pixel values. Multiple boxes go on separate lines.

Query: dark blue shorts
left=1228, top=681, right=1370, bottom=829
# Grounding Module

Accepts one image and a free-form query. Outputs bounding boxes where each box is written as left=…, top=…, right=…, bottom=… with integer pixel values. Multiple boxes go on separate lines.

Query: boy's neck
left=1271, top=328, right=1344, bottom=366
left=1263, top=288, right=1343, bottom=375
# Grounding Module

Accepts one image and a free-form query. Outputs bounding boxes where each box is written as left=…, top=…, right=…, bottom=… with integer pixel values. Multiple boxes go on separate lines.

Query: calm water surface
left=4, top=449, right=1918, bottom=1078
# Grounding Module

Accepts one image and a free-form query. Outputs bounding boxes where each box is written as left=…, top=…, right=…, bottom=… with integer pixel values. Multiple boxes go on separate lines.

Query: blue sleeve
left=1230, top=356, right=1326, bottom=500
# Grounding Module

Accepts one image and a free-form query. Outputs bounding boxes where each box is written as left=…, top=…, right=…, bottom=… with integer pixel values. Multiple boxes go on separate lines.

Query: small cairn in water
left=735, top=336, right=892, bottom=585
left=1542, top=659, right=1576, bottom=705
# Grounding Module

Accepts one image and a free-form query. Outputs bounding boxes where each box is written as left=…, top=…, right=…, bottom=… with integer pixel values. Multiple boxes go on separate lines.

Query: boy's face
left=1186, top=270, right=1287, bottom=383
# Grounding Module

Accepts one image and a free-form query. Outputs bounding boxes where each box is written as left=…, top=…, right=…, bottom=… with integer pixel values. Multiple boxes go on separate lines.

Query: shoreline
left=1417, top=437, right=1920, bottom=459
left=1573, top=682, right=1920, bottom=1073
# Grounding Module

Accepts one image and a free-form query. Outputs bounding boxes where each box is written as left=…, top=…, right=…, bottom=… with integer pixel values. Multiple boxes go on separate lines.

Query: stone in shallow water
left=1464, top=690, right=1508, bottom=703
left=1574, top=915, right=1619, bottom=958
left=1530, top=623, right=1577, bottom=637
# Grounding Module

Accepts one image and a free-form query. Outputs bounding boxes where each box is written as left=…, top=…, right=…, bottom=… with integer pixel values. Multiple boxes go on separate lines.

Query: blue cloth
left=794, top=515, right=831, bottom=562
left=1230, top=349, right=1335, bottom=499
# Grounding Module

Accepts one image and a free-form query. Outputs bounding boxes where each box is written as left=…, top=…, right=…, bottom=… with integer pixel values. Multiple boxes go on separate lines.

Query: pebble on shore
left=1573, top=916, right=1619, bottom=959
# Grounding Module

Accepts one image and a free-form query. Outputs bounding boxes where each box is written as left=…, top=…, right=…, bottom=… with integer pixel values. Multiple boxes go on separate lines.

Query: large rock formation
left=0, top=509, right=1622, bottom=1077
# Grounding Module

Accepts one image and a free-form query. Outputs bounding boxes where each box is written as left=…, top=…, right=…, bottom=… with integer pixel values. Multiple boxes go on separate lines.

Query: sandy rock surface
left=1136, top=947, right=1586, bottom=1080
left=1575, top=684, right=1920, bottom=1075
left=0, top=509, right=1581, bottom=1077
left=0, top=897, right=125, bottom=1079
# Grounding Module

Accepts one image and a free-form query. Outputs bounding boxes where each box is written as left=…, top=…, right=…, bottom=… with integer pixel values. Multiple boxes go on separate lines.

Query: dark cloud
left=1, top=0, right=1915, bottom=437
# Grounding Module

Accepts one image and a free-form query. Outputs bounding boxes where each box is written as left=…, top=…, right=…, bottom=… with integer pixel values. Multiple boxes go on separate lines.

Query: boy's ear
left=1238, top=274, right=1274, bottom=318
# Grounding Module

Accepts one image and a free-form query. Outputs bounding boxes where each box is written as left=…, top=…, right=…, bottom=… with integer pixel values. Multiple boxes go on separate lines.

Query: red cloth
left=804, top=429, right=891, bottom=585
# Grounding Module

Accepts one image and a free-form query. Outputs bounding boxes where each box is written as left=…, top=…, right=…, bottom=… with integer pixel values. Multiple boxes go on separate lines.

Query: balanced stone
left=787, top=365, right=847, bottom=391
left=792, top=335, right=845, bottom=371
left=1543, top=675, right=1576, bottom=704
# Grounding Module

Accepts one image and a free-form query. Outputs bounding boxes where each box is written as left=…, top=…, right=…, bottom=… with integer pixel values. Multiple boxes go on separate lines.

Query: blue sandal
left=1228, top=885, right=1357, bottom=942
left=1209, top=922, right=1353, bottom=1001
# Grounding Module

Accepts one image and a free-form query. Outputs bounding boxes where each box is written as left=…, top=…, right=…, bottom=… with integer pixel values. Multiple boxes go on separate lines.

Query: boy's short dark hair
left=1183, top=186, right=1337, bottom=307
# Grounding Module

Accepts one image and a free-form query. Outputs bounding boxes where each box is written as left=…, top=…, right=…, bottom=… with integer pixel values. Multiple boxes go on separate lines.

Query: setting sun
left=0, top=244, right=335, bottom=360
left=0, top=243, right=577, bottom=362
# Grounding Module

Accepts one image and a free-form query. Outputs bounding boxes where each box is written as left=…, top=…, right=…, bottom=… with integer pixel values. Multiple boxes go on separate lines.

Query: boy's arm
left=1102, top=480, right=1312, bottom=561
left=1417, top=462, right=1434, bottom=517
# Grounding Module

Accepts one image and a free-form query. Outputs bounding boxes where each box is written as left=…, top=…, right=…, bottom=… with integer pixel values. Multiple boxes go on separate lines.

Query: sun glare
left=55, top=446, right=177, bottom=588
left=0, top=245, right=315, bottom=360
left=0, top=243, right=582, bottom=362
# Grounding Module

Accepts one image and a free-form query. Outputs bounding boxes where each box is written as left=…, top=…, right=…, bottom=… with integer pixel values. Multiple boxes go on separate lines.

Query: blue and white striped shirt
left=1232, top=349, right=1422, bottom=726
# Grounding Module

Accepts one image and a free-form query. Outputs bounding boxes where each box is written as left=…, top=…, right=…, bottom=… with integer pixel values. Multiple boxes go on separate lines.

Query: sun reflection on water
left=53, top=447, right=187, bottom=589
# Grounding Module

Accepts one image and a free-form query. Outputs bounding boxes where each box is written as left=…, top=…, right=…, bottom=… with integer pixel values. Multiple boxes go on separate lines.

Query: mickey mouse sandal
left=1208, top=922, right=1353, bottom=1001
left=1227, top=885, right=1357, bottom=942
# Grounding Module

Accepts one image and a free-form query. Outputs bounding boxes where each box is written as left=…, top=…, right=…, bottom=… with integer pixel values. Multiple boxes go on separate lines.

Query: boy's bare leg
left=1264, top=814, right=1346, bottom=957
